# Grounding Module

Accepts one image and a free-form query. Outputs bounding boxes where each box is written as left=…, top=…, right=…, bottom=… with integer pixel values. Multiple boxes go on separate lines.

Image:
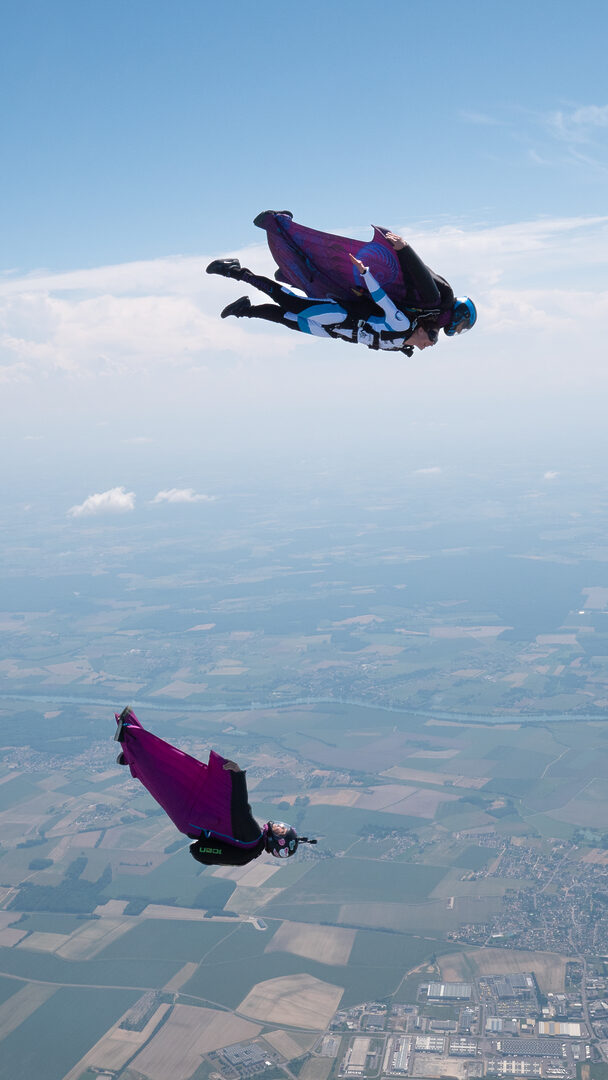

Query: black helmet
left=264, top=821, right=299, bottom=858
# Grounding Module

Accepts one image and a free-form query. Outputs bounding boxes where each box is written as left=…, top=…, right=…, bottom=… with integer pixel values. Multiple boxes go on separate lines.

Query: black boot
left=221, top=296, right=252, bottom=319
left=253, top=210, right=293, bottom=228
left=206, top=259, right=242, bottom=278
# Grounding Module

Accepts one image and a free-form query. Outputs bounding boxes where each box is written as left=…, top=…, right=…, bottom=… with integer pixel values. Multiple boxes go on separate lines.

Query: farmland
left=3, top=466, right=608, bottom=1075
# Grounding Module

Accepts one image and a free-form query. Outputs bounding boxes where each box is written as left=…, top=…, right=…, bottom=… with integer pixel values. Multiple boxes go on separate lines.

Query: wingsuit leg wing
left=115, top=708, right=235, bottom=839
left=254, top=211, right=406, bottom=310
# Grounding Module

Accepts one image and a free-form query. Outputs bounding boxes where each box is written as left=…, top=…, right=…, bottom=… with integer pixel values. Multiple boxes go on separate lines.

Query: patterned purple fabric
left=255, top=211, right=409, bottom=308
left=116, top=711, right=257, bottom=844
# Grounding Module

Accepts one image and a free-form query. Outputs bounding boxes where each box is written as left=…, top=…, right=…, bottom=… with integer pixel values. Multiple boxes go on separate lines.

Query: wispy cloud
left=539, top=103, right=608, bottom=172
left=459, top=109, right=505, bottom=127
left=543, top=471, right=559, bottom=480
left=460, top=101, right=608, bottom=174
left=68, top=486, right=136, bottom=517
left=413, top=466, right=442, bottom=476
left=549, top=104, right=608, bottom=142
left=152, top=488, right=215, bottom=504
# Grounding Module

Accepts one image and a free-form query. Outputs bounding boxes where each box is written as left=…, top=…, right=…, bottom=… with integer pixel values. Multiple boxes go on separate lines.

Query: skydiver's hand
left=385, top=232, right=406, bottom=250
left=349, top=253, right=368, bottom=275
left=223, top=760, right=241, bottom=772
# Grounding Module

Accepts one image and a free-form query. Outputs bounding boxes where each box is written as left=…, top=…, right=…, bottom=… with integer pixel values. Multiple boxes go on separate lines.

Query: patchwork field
left=0, top=983, right=58, bottom=1041
left=130, top=1005, right=262, bottom=1080
left=63, top=1003, right=170, bottom=1078
left=263, top=1028, right=319, bottom=1059
left=2, top=695, right=608, bottom=1078
left=238, top=973, right=343, bottom=1029
left=266, top=922, right=355, bottom=965
left=383, top=765, right=490, bottom=789
left=300, top=1059, right=334, bottom=1080
left=438, top=947, right=573, bottom=993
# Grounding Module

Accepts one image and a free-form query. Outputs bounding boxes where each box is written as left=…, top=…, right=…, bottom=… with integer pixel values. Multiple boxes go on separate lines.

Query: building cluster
left=448, top=839, right=608, bottom=954
left=331, top=972, right=597, bottom=1079
left=207, top=1041, right=281, bottom=1079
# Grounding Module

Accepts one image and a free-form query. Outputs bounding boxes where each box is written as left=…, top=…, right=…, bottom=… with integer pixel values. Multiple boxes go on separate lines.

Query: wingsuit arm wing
left=188, top=756, right=264, bottom=866
left=394, top=243, right=443, bottom=308
left=227, top=766, right=264, bottom=844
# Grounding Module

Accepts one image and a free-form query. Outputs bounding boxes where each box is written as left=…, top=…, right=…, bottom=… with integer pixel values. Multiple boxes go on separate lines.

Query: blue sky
left=3, top=0, right=608, bottom=268
left=2, top=0, right=608, bottom=510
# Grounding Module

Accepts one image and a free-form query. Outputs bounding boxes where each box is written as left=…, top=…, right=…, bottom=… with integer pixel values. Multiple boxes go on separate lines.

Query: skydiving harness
left=327, top=320, right=416, bottom=354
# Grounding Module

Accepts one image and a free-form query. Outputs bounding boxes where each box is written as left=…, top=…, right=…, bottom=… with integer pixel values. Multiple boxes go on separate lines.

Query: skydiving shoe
left=221, top=296, right=252, bottom=319
left=116, top=752, right=127, bottom=766
left=114, top=705, right=135, bottom=742
left=206, top=259, right=242, bottom=278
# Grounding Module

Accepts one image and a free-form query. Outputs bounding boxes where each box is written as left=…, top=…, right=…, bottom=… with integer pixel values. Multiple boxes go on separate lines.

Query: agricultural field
left=266, top=922, right=355, bottom=965
left=2, top=644, right=608, bottom=1074
left=438, top=947, right=571, bottom=993
left=129, top=1005, right=262, bottom=1080
left=238, top=973, right=343, bottom=1029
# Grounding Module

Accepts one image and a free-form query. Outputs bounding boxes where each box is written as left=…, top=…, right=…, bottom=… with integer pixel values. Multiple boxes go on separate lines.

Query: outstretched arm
left=349, top=254, right=411, bottom=331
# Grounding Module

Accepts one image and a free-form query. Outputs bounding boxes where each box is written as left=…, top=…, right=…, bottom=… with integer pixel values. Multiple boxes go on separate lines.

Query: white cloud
left=413, top=466, right=442, bottom=476
left=0, top=246, right=291, bottom=383
left=68, top=486, right=136, bottom=517
left=543, top=471, right=559, bottom=480
left=152, top=488, right=215, bottom=504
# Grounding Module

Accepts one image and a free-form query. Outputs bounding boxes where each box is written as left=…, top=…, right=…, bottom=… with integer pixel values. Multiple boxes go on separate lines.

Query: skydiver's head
left=263, top=822, right=318, bottom=858
left=408, top=324, right=438, bottom=351
left=264, top=821, right=298, bottom=857
left=444, top=298, right=477, bottom=336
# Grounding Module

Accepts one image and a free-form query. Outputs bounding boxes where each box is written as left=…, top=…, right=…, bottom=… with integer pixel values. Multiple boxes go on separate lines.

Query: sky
left=2, top=0, right=608, bottom=514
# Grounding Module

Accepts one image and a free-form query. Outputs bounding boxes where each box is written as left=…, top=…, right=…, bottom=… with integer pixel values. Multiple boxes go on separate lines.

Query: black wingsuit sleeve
left=396, top=245, right=454, bottom=310
left=229, top=769, right=265, bottom=844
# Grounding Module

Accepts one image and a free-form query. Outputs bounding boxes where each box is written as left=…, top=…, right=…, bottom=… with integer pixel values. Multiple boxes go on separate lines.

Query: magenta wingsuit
left=115, top=709, right=264, bottom=864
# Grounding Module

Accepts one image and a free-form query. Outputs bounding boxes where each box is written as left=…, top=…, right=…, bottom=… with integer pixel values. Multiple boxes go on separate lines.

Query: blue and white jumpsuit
left=234, top=267, right=416, bottom=352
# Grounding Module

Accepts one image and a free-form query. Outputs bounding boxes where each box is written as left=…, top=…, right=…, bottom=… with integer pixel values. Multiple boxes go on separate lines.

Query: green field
left=0, top=986, right=139, bottom=1080
left=0, top=776, right=40, bottom=812
left=14, top=913, right=93, bottom=935
left=181, top=924, right=446, bottom=1010
left=98, top=917, right=242, bottom=963
left=0, top=945, right=183, bottom=988
left=0, top=975, right=21, bottom=1008
left=338, top=895, right=503, bottom=934
left=102, top=849, right=208, bottom=905
left=264, top=858, right=447, bottom=908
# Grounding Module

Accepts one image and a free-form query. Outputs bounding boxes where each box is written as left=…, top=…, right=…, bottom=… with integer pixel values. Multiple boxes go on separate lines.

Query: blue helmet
left=445, top=297, right=477, bottom=336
